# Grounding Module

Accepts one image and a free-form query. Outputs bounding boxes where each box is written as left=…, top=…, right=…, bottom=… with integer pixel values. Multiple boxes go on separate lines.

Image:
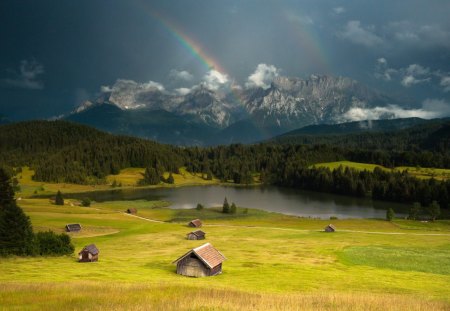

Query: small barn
left=186, top=230, right=206, bottom=240
left=78, top=244, right=99, bottom=262
left=188, top=219, right=202, bottom=228
left=126, top=208, right=137, bottom=215
left=173, top=243, right=226, bottom=277
left=324, top=224, right=336, bottom=232
left=65, top=223, right=81, bottom=232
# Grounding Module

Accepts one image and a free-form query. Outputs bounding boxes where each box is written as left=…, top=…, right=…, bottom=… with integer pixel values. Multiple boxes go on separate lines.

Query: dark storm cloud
left=1, top=59, right=44, bottom=90
left=0, top=0, right=449, bottom=120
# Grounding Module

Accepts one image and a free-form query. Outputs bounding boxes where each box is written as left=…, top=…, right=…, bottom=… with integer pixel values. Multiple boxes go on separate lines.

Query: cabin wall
left=187, top=233, right=197, bottom=240
left=209, top=263, right=222, bottom=276
left=78, top=251, right=99, bottom=262
left=176, top=257, right=209, bottom=277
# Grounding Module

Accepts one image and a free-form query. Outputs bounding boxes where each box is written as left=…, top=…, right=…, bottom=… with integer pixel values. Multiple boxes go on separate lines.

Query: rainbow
left=135, top=0, right=227, bottom=75
left=283, top=11, right=330, bottom=73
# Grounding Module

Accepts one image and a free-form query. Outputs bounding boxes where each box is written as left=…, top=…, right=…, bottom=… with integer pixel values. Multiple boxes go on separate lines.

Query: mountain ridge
left=67, top=74, right=415, bottom=145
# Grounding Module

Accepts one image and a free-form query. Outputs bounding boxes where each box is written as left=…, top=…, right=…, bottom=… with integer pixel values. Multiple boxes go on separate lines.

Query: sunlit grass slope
left=313, top=161, right=450, bottom=180
left=15, top=166, right=220, bottom=197
left=1, top=198, right=449, bottom=310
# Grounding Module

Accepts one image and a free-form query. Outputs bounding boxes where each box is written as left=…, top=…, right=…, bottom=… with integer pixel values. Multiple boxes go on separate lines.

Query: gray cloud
left=374, top=59, right=450, bottom=90
left=285, top=11, right=314, bottom=26
left=374, top=58, right=398, bottom=81
left=333, top=7, right=346, bottom=15
left=1, top=59, right=44, bottom=90
left=339, top=99, right=450, bottom=122
left=201, top=70, right=229, bottom=91
left=245, top=64, right=280, bottom=89
left=386, top=21, right=450, bottom=49
left=169, top=69, right=194, bottom=82
left=439, top=76, right=450, bottom=92
left=338, top=20, right=383, bottom=47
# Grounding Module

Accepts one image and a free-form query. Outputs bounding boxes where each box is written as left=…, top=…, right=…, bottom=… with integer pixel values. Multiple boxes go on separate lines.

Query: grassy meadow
left=0, top=194, right=449, bottom=310
left=15, top=166, right=220, bottom=197
left=313, top=161, right=450, bottom=180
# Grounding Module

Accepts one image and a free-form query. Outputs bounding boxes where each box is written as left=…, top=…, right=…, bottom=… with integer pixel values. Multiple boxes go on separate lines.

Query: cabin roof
left=189, top=219, right=202, bottom=226
left=79, top=244, right=99, bottom=255
left=173, top=243, right=226, bottom=269
left=189, top=230, right=205, bottom=237
left=66, top=223, right=81, bottom=231
left=326, top=224, right=336, bottom=230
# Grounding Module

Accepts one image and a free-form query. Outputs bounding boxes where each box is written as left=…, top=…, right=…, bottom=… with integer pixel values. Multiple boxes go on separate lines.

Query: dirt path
left=121, top=213, right=450, bottom=236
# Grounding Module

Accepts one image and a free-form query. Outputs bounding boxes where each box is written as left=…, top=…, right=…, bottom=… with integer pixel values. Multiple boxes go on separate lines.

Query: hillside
left=272, top=118, right=450, bottom=152
left=0, top=120, right=183, bottom=183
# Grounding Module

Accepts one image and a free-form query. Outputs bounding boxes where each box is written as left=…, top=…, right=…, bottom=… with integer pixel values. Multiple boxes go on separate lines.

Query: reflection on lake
left=65, top=185, right=408, bottom=219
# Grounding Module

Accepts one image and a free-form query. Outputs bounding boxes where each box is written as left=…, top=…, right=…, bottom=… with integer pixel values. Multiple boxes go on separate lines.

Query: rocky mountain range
left=67, top=74, right=406, bottom=145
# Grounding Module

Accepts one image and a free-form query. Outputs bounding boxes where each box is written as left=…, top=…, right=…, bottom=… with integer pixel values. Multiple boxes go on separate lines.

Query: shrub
left=35, top=231, right=74, bottom=256
left=386, top=208, right=395, bottom=221
left=80, top=198, right=91, bottom=207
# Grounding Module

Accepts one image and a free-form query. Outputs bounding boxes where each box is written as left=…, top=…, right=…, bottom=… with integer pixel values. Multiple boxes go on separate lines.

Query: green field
left=313, top=161, right=450, bottom=180
left=15, top=166, right=220, bottom=198
left=1, top=195, right=449, bottom=310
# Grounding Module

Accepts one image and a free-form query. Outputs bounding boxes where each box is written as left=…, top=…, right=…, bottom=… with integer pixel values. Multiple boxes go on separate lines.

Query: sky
left=1, top=0, right=450, bottom=120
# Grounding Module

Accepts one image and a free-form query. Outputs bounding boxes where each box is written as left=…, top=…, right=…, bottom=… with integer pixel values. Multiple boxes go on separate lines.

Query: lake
left=65, top=185, right=409, bottom=219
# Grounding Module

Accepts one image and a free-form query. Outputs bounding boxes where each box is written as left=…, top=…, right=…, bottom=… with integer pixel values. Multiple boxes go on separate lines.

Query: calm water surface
left=66, top=185, right=408, bottom=219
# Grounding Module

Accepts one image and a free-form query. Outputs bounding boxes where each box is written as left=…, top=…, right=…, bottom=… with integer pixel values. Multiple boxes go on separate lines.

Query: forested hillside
left=1, top=120, right=449, bottom=214
left=273, top=118, right=450, bottom=153
left=0, top=121, right=183, bottom=183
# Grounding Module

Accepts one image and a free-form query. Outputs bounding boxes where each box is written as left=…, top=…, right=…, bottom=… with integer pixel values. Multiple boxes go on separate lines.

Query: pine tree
left=142, top=167, right=160, bottom=185
left=196, top=203, right=204, bottom=211
left=0, top=168, right=35, bottom=256
left=55, top=190, right=64, bottom=205
left=230, top=202, right=237, bottom=214
left=428, top=201, right=440, bottom=221
left=409, top=202, right=421, bottom=220
left=386, top=208, right=395, bottom=221
left=222, top=197, right=230, bottom=214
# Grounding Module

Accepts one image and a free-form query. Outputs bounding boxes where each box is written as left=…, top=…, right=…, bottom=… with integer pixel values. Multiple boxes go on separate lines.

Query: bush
left=80, top=198, right=91, bottom=207
left=167, top=173, right=175, bottom=184
left=196, top=203, right=204, bottom=211
left=222, top=197, right=230, bottom=213
left=386, top=208, right=395, bottom=221
left=230, top=203, right=237, bottom=214
left=35, top=231, right=74, bottom=256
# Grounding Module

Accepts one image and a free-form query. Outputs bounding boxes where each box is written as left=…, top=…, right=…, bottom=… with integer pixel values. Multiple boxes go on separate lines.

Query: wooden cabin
left=186, top=230, right=206, bottom=240
left=65, top=223, right=81, bottom=232
left=78, top=244, right=99, bottom=262
left=126, top=208, right=137, bottom=215
left=173, top=243, right=225, bottom=277
left=324, top=224, right=336, bottom=232
left=188, top=219, right=202, bottom=228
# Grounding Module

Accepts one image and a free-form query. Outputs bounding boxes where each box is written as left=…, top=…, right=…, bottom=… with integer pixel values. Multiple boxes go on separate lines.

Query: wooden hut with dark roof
left=186, top=230, right=206, bottom=240
left=188, top=219, right=202, bottom=228
left=78, top=244, right=99, bottom=262
left=126, top=208, right=137, bottom=215
left=324, top=224, right=336, bottom=232
left=65, top=223, right=81, bottom=232
left=173, top=243, right=226, bottom=277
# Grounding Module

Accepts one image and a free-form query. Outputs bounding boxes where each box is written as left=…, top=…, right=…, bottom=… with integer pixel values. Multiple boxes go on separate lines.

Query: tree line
left=0, top=121, right=449, bottom=216
left=0, top=169, right=74, bottom=256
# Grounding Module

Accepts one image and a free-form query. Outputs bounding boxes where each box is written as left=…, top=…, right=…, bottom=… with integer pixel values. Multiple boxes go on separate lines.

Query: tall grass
left=0, top=282, right=447, bottom=311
